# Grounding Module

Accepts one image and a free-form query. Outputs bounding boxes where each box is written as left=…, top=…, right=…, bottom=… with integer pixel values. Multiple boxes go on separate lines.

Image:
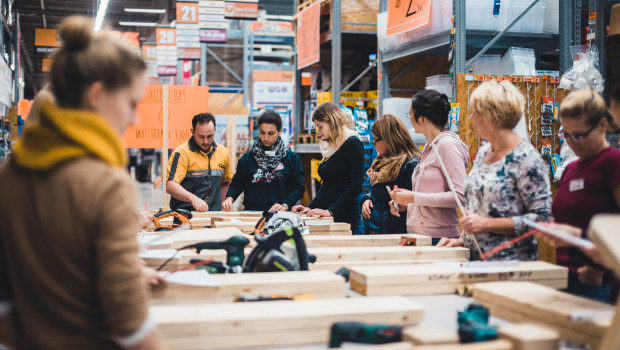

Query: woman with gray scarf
left=223, top=110, right=305, bottom=211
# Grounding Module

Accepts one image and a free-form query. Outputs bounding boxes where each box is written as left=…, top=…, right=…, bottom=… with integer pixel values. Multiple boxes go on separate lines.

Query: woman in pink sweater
left=390, top=90, right=469, bottom=243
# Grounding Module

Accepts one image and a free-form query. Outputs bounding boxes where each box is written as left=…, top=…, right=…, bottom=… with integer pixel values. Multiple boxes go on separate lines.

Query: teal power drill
left=328, top=322, right=403, bottom=348
left=190, top=235, right=250, bottom=273
left=457, top=304, right=498, bottom=343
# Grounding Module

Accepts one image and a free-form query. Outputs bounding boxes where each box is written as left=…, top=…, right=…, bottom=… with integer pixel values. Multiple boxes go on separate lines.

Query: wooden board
left=210, top=216, right=333, bottom=223
left=152, top=296, right=424, bottom=349
left=310, top=259, right=468, bottom=272
left=304, top=234, right=430, bottom=248
left=350, top=261, right=568, bottom=296
left=473, top=281, right=614, bottom=341
left=402, top=327, right=458, bottom=345
left=413, top=340, right=513, bottom=350
left=587, top=214, right=620, bottom=350
left=151, top=270, right=345, bottom=301
left=498, top=323, right=559, bottom=350
left=139, top=227, right=249, bottom=249
left=211, top=221, right=260, bottom=233
left=142, top=246, right=470, bottom=271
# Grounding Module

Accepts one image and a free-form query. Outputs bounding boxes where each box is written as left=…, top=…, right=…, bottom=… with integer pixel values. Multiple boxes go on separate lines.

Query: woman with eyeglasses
left=388, top=90, right=469, bottom=243
left=542, top=89, right=620, bottom=302
left=361, top=114, right=419, bottom=234
left=437, top=80, right=553, bottom=261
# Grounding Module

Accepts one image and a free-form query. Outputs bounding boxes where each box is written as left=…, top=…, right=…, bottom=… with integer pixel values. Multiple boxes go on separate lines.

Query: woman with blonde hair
left=293, top=102, right=364, bottom=232
left=438, top=80, right=553, bottom=261
left=0, top=16, right=164, bottom=349
left=361, top=114, right=419, bottom=234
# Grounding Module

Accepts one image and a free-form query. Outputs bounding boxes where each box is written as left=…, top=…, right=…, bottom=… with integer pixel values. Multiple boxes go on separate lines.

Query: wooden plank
left=483, top=301, right=600, bottom=348
left=350, top=262, right=568, bottom=296
left=402, top=327, right=458, bottom=345
left=473, top=281, right=614, bottom=339
left=211, top=221, right=258, bottom=233
left=152, top=296, right=424, bottom=349
left=142, top=246, right=470, bottom=271
left=304, top=234, right=431, bottom=248
left=210, top=216, right=333, bottom=223
left=412, top=340, right=513, bottom=350
left=151, top=270, right=345, bottom=301
left=310, top=259, right=468, bottom=272
left=498, top=323, right=559, bottom=350
left=588, top=214, right=620, bottom=350
left=308, top=222, right=351, bottom=232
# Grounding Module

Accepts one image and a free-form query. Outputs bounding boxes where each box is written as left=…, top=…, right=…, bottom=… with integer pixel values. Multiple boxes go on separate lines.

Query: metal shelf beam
left=331, top=0, right=342, bottom=104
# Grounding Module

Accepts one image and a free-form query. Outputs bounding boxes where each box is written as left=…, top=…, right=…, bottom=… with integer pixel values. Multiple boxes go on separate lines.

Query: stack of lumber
left=473, top=281, right=614, bottom=348
left=307, top=222, right=352, bottom=235
left=303, top=234, right=431, bottom=248
left=497, top=323, right=559, bottom=350
left=141, top=246, right=470, bottom=271
left=349, top=261, right=568, bottom=296
left=152, top=296, right=424, bottom=349
left=138, top=227, right=248, bottom=249
left=210, top=215, right=333, bottom=224
left=151, top=270, right=345, bottom=303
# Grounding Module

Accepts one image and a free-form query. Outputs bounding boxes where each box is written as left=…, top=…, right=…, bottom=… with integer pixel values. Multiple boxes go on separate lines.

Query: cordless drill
left=328, top=322, right=403, bottom=348
left=190, top=235, right=250, bottom=273
left=457, top=304, right=498, bottom=343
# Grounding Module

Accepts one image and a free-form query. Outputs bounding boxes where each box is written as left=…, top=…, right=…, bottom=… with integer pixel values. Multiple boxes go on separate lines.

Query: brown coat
left=0, top=157, right=148, bottom=349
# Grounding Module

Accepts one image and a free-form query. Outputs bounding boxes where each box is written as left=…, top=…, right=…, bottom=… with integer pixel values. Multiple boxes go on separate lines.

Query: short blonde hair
left=560, top=89, right=611, bottom=127
left=312, top=102, right=355, bottom=147
left=469, top=80, right=525, bottom=129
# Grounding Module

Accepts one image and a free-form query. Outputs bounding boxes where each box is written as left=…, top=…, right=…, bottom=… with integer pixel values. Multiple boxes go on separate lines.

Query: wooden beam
left=152, top=296, right=424, bottom=349
left=473, top=281, right=614, bottom=345
left=152, top=270, right=345, bottom=302
left=304, top=234, right=431, bottom=248
left=413, top=340, right=513, bottom=350
left=350, top=262, right=567, bottom=296
left=498, top=323, right=559, bottom=350
left=402, top=327, right=459, bottom=345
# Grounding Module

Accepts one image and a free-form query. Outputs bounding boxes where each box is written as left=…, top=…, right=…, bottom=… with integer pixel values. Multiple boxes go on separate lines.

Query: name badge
left=265, top=151, right=276, bottom=156
left=569, top=179, right=584, bottom=192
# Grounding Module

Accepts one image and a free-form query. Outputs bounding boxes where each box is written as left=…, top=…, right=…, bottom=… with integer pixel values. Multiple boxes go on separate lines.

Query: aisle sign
left=224, top=1, right=258, bottom=20
left=253, top=71, right=294, bottom=108
left=386, top=0, right=431, bottom=36
left=142, top=44, right=159, bottom=80
left=199, top=0, right=228, bottom=41
left=177, top=1, right=201, bottom=59
left=123, top=85, right=210, bottom=149
left=199, top=29, right=227, bottom=42
left=177, top=2, right=199, bottom=23
left=297, top=0, right=320, bottom=69
left=156, top=28, right=178, bottom=76
left=34, top=28, right=61, bottom=54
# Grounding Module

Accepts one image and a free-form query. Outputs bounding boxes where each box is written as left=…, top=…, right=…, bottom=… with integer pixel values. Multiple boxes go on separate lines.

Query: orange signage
left=42, top=58, right=53, bottom=72
left=224, top=2, right=259, bottom=19
left=35, top=28, right=62, bottom=47
left=386, top=0, right=431, bottom=36
left=121, top=32, right=140, bottom=49
left=142, top=45, right=157, bottom=60
left=297, top=0, right=320, bottom=69
left=123, top=85, right=209, bottom=149
left=157, top=28, right=177, bottom=46
left=18, top=99, right=33, bottom=119
left=253, top=71, right=294, bottom=82
left=177, top=2, right=200, bottom=23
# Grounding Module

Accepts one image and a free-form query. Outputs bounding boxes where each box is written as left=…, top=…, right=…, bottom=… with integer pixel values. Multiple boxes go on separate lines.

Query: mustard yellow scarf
left=366, top=155, right=408, bottom=186
left=13, top=102, right=126, bottom=170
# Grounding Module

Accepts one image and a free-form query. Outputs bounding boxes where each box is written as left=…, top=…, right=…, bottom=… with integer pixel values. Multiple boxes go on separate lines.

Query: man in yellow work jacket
left=166, top=113, right=233, bottom=211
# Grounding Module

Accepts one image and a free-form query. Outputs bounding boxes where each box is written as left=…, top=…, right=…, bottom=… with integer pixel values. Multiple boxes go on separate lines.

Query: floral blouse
left=464, top=141, right=553, bottom=261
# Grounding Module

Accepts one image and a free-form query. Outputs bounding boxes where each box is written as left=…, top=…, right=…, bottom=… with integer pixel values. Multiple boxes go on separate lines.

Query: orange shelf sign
left=387, top=0, right=431, bottom=36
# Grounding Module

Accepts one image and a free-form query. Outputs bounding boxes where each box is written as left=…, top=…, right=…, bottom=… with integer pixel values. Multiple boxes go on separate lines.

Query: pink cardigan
left=406, top=131, right=469, bottom=238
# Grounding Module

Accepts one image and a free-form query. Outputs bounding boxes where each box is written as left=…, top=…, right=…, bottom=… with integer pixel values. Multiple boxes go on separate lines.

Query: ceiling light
left=119, top=21, right=158, bottom=27
left=94, top=0, right=110, bottom=32
left=124, top=8, right=166, bottom=14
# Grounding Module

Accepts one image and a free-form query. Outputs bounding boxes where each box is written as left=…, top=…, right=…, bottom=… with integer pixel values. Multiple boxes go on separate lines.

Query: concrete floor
left=134, top=181, right=164, bottom=212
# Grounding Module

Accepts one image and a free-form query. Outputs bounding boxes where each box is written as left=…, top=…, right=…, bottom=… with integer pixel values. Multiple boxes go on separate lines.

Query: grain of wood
left=498, top=323, right=559, bottom=350
left=412, top=339, right=513, bottom=350
left=402, top=327, right=459, bottom=345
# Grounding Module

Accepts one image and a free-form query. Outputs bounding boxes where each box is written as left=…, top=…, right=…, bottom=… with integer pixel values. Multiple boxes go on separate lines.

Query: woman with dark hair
left=389, top=90, right=469, bottom=243
left=361, top=114, right=419, bottom=234
left=223, top=110, right=305, bottom=212
left=293, top=102, right=365, bottom=233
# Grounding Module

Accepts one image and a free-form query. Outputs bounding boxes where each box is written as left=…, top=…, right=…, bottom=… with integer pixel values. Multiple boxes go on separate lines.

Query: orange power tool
left=153, top=209, right=192, bottom=231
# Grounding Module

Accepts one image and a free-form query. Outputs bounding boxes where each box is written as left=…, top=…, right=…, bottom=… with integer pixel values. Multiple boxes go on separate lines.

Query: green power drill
left=190, top=235, right=250, bottom=273
left=328, top=322, right=403, bottom=348
left=457, top=304, right=498, bottom=343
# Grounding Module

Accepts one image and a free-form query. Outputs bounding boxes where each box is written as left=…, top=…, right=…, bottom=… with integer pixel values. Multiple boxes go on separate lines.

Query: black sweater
left=226, top=150, right=305, bottom=211
left=309, top=137, right=364, bottom=231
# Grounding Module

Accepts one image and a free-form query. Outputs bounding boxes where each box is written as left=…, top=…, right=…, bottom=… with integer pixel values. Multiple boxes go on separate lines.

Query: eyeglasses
left=406, top=112, right=413, bottom=119
left=559, top=124, right=597, bottom=142
left=372, top=138, right=382, bottom=145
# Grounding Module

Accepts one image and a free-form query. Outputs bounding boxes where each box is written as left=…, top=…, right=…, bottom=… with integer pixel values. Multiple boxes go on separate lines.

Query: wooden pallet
left=350, top=261, right=568, bottom=296
left=152, top=296, right=424, bottom=349
left=151, top=270, right=345, bottom=302
left=296, top=133, right=317, bottom=144
left=473, top=281, right=614, bottom=348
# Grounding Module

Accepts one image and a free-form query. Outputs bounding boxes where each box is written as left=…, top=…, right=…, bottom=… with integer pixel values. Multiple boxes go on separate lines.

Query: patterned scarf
left=366, top=155, right=408, bottom=186
left=251, top=136, right=287, bottom=171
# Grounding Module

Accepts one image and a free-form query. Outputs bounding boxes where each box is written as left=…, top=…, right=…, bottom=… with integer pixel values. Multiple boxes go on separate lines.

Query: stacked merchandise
left=466, top=0, right=508, bottom=31
left=502, top=0, right=547, bottom=33
left=468, top=55, right=502, bottom=75
left=542, top=0, right=559, bottom=34
left=0, top=117, right=11, bottom=161
left=500, top=47, right=536, bottom=76
left=425, top=75, right=452, bottom=100
left=536, top=70, right=560, bottom=77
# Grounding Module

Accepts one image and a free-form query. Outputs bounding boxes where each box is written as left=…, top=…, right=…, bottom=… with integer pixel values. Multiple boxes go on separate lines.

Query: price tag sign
left=386, top=0, right=431, bottom=36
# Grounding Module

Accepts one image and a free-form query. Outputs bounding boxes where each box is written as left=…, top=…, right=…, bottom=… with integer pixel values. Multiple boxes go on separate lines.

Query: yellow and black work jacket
left=166, top=137, right=233, bottom=211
